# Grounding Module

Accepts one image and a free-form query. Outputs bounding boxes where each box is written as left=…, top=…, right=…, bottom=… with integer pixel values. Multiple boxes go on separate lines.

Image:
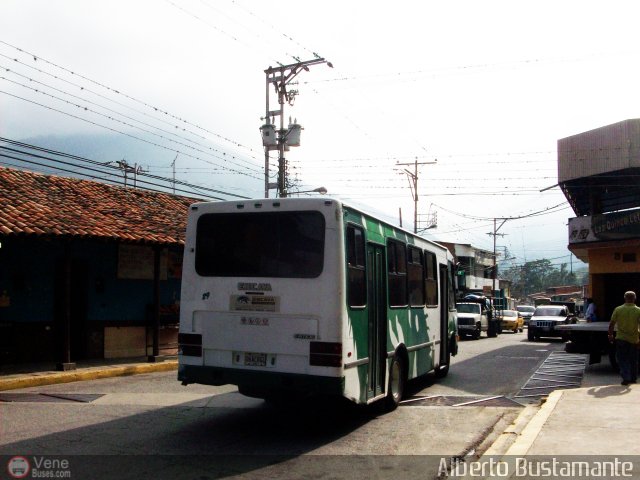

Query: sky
left=2, top=0, right=640, bottom=271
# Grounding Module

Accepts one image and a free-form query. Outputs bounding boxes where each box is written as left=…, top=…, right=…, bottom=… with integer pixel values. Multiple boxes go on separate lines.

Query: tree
left=501, top=259, right=580, bottom=299
left=522, top=259, right=552, bottom=295
left=546, top=263, right=577, bottom=287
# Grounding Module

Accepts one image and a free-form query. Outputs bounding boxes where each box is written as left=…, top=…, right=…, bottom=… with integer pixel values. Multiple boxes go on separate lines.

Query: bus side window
left=346, top=225, right=366, bottom=307
left=424, top=250, right=439, bottom=307
left=408, top=246, right=425, bottom=307
left=387, top=240, right=408, bottom=307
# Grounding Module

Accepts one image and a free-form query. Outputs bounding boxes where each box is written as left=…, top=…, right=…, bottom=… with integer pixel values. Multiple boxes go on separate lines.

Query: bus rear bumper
left=178, top=364, right=345, bottom=399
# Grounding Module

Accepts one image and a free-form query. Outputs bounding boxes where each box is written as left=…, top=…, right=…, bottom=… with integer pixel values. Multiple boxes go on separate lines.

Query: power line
left=302, top=50, right=640, bottom=85
left=0, top=149, right=223, bottom=200
left=432, top=201, right=569, bottom=222
left=0, top=41, right=260, bottom=159
left=184, top=6, right=405, bottom=162
left=164, top=0, right=294, bottom=67
left=296, top=164, right=557, bottom=173
left=0, top=56, right=261, bottom=168
left=227, top=0, right=325, bottom=62
left=0, top=90, right=263, bottom=181
left=322, top=183, right=554, bottom=192
left=317, top=176, right=558, bottom=183
left=291, top=151, right=556, bottom=163
left=0, top=151, right=233, bottom=201
left=0, top=65, right=262, bottom=171
left=0, top=74, right=262, bottom=175
left=333, top=191, right=558, bottom=198
left=0, top=137, right=252, bottom=200
left=165, top=0, right=249, bottom=46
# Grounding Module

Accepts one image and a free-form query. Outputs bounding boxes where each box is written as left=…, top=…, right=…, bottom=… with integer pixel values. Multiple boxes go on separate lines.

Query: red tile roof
left=0, top=167, right=199, bottom=245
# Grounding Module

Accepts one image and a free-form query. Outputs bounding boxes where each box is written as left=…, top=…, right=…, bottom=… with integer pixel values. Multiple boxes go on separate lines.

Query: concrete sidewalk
left=485, top=357, right=640, bottom=456
left=0, top=356, right=177, bottom=391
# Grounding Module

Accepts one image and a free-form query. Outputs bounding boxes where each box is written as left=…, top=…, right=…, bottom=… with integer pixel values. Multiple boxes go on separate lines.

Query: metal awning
left=560, top=167, right=640, bottom=217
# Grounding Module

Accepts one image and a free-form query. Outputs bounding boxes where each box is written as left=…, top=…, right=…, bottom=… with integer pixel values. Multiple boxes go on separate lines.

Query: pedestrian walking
left=608, top=291, right=640, bottom=386
left=585, top=298, right=598, bottom=321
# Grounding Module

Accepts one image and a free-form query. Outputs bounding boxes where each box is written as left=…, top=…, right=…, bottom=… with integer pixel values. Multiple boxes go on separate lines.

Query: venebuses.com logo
left=6, top=456, right=71, bottom=478
left=7, top=456, right=30, bottom=479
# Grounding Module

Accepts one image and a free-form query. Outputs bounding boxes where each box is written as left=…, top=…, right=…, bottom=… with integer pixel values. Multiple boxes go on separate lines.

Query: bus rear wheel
left=434, top=346, right=451, bottom=379
left=384, top=354, right=405, bottom=412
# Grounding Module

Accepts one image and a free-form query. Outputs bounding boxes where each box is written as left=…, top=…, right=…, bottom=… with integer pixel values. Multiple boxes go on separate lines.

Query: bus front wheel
left=435, top=337, right=452, bottom=379
left=384, top=354, right=405, bottom=412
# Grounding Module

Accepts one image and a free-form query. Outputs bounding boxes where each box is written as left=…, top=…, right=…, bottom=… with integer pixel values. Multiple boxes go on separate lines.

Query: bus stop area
left=1, top=355, right=639, bottom=457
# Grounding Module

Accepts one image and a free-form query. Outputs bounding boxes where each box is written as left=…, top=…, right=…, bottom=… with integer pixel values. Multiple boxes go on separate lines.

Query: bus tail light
left=178, top=333, right=202, bottom=357
left=309, top=341, right=342, bottom=367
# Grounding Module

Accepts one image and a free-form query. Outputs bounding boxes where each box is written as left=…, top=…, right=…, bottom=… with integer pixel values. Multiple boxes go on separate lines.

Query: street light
left=291, top=186, right=327, bottom=195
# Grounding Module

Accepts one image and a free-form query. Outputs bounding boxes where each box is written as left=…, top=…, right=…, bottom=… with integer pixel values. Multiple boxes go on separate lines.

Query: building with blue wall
left=0, top=167, right=196, bottom=366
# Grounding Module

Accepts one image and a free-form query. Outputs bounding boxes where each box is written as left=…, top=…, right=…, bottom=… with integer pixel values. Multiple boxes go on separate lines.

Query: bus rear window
left=195, top=211, right=325, bottom=278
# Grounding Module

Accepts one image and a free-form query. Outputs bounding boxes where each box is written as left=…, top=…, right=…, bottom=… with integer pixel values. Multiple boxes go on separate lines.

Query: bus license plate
left=244, top=352, right=267, bottom=367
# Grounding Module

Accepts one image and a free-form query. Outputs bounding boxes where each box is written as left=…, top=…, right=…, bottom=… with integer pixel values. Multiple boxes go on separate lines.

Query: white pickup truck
left=456, top=302, right=489, bottom=339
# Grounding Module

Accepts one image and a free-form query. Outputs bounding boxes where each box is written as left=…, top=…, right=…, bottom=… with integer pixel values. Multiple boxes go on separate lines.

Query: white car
left=516, top=305, right=535, bottom=326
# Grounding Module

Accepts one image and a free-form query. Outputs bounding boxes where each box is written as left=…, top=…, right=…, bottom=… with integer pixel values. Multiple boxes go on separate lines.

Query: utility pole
left=261, top=58, right=332, bottom=198
left=116, top=159, right=145, bottom=189
left=170, top=153, right=178, bottom=195
left=488, top=218, right=508, bottom=293
left=570, top=252, right=573, bottom=274
left=396, top=158, right=436, bottom=233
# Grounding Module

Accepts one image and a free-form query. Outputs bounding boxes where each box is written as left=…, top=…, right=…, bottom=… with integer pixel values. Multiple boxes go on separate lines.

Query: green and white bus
left=178, top=197, right=458, bottom=410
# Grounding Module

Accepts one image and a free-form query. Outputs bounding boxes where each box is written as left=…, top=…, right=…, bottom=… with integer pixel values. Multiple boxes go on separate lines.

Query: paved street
left=0, top=333, right=570, bottom=479
left=409, top=330, right=567, bottom=399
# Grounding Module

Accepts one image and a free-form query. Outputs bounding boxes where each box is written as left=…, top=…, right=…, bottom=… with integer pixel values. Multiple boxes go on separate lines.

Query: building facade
left=440, top=242, right=496, bottom=295
left=0, top=167, right=196, bottom=365
left=559, top=119, right=640, bottom=321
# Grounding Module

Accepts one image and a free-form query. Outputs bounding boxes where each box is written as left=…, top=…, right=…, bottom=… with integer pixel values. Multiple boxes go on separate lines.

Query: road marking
left=400, top=395, right=523, bottom=408
left=515, top=351, right=587, bottom=400
left=399, top=394, right=440, bottom=405
left=451, top=395, right=502, bottom=407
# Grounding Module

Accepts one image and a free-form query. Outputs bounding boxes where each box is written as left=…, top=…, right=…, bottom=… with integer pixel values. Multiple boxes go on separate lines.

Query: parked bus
left=178, top=198, right=458, bottom=410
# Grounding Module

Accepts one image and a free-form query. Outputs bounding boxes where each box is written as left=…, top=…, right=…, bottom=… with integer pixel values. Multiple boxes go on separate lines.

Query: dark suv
left=528, top=305, right=577, bottom=341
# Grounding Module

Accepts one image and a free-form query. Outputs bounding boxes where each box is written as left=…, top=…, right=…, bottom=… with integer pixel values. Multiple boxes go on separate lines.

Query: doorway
left=439, top=264, right=450, bottom=366
left=55, top=258, right=89, bottom=361
left=366, top=243, right=387, bottom=398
